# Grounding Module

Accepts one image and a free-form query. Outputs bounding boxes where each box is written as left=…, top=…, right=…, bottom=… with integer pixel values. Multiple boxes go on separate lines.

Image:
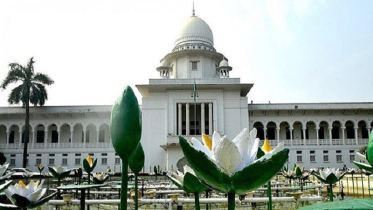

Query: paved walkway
left=299, top=198, right=373, bottom=210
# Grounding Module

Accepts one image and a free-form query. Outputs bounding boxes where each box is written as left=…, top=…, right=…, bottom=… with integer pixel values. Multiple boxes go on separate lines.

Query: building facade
left=0, top=12, right=372, bottom=172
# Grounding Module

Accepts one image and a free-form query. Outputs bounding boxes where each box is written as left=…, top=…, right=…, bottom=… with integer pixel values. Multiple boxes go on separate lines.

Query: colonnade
left=177, top=103, right=213, bottom=135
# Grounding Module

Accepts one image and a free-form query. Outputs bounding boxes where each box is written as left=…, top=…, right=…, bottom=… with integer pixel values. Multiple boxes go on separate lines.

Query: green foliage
left=0, top=153, right=6, bottom=165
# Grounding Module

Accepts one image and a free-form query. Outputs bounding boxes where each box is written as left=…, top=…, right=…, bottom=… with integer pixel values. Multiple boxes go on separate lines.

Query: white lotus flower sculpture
left=5, top=180, right=56, bottom=208
left=92, top=172, right=109, bottom=184
left=312, top=168, right=346, bottom=201
left=179, top=128, right=289, bottom=210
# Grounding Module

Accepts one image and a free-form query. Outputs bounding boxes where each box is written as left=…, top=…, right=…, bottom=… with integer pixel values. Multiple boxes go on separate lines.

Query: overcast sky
left=0, top=0, right=372, bottom=107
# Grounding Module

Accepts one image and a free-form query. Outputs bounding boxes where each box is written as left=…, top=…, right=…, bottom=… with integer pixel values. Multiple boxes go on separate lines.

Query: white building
left=0, top=12, right=372, bottom=172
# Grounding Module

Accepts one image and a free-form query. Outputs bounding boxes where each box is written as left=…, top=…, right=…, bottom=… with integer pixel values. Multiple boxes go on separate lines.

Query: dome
left=219, top=59, right=229, bottom=67
left=160, top=60, right=169, bottom=67
left=174, top=16, right=214, bottom=47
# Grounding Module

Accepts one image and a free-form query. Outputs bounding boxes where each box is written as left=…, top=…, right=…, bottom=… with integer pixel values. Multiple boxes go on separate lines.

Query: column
left=83, top=130, right=87, bottom=148
left=70, top=129, right=74, bottom=148
left=302, top=127, right=306, bottom=145
left=341, top=127, right=346, bottom=145
left=57, top=130, right=61, bottom=148
left=6, top=131, right=10, bottom=149
left=276, top=128, right=280, bottom=145
left=289, top=128, right=293, bottom=146
left=31, top=130, right=35, bottom=149
left=368, top=127, right=372, bottom=136
left=328, top=127, right=332, bottom=145
left=44, top=130, right=48, bottom=149
left=354, top=127, right=358, bottom=145
left=19, top=131, right=23, bottom=149
left=97, top=130, right=100, bottom=147
left=209, top=103, right=213, bottom=135
left=186, top=103, right=190, bottom=135
left=201, top=103, right=205, bottom=134
left=178, top=103, right=182, bottom=135
left=316, top=127, right=319, bottom=146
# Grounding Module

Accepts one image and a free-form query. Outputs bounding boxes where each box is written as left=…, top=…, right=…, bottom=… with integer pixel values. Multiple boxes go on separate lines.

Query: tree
left=1, top=57, right=54, bottom=168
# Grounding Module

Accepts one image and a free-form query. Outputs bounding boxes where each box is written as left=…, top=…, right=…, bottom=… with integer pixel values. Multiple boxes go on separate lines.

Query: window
left=62, top=159, right=68, bottom=165
left=101, top=158, right=107, bottom=165
left=36, top=159, right=41, bottom=165
left=75, top=154, right=81, bottom=156
left=336, top=155, right=343, bottom=162
left=36, top=154, right=42, bottom=157
left=310, top=150, right=315, bottom=154
left=63, top=154, right=68, bottom=156
left=323, top=155, right=329, bottom=162
left=349, top=150, right=355, bottom=153
left=310, top=155, right=316, bottom=162
left=350, top=155, right=355, bottom=162
left=115, top=158, right=121, bottom=164
left=49, top=154, right=55, bottom=157
left=336, top=150, right=341, bottom=154
left=75, top=158, right=81, bottom=165
left=10, top=159, right=15, bottom=166
left=102, top=153, right=107, bottom=156
left=296, top=151, right=302, bottom=154
left=323, top=150, right=328, bottom=154
left=49, top=159, right=54, bottom=165
left=297, top=156, right=302, bottom=162
left=191, top=61, right=198, bottom=70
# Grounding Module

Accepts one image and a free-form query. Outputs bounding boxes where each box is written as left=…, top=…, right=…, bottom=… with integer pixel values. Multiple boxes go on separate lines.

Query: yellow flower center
left=202, top=133, right=212, bottom=151
left=34, top=181, right=40, bottom=188
left=39, top=163, right=43, bottom=169
left=87, top=155, right=93, bottom=165
left=17, top=181, right=27, bottom=188
left=262, top=138, right=272, bottom=152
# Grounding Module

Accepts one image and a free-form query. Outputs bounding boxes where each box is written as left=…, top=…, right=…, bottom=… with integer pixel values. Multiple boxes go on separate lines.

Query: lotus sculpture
left=91, top=172, right=109, bottom=184
left=312, top=168, right=346, bottom=201
left=5, top=180, right=56, bottom=209
left=48, top=165, right=71, bottom=198
left=167, top=165, right=208, bottom=210
left=179, top=128, right=289, bottom=210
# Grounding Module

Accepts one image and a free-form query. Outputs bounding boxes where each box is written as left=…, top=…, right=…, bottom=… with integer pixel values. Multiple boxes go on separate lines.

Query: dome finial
left=192, top=1, right=195, bottom=16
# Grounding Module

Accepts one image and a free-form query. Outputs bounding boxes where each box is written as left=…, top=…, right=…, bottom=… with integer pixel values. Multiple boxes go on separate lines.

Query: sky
left=0, top=0, right=372, bottom=107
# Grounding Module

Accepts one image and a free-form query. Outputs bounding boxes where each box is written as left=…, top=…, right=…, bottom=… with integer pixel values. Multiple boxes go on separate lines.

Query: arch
left=98, top=124, right=110, bottom=143
left=345, top=120, right=355, bottom=139
left=35, top=124, right=46, bottom=143
left=86, top=124, right=97, bottom=143
left=358, top=120, right=368, bottom=139
left=266, top=121, right=276, bottom=140
left=318, top=121, right=329, bottom=139
left=47, top=124, right=58, bottom=144
left=60, top=123, right=71, bottom=144
left=292, top=121, right=303, bottom=140
left=0, top=125, right=6, bottom=144
left=73, top=123, right=84, bottom=144
left=8, top=125, right=20, bottom=144
left=279, top=121, right=290, bottom=140
left=253, top=122, right=264, bottom=140
left=306, top=121, right=316, bottom=139
left=331, top=120, right=342, bottom=139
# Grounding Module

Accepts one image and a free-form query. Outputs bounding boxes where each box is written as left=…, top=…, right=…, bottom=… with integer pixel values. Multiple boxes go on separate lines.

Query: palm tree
left=1, top=57, right=54, bottom=168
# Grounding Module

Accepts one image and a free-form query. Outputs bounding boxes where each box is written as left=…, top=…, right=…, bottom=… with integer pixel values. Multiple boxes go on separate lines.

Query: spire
left=192, top=1, right=195, bottom=16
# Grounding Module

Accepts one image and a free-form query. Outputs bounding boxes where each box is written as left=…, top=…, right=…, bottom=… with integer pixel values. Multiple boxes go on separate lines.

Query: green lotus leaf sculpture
left=179, top=128, right=289, bottom=210
left=110, top=86, right=142, bottom=210
left=5, top=180, right=57, bottom=209
left=354, top=130, right=373, bottom=173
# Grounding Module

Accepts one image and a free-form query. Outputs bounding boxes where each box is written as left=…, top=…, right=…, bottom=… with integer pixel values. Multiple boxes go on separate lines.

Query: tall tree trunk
left=23, top=81, right=29, bottom=168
